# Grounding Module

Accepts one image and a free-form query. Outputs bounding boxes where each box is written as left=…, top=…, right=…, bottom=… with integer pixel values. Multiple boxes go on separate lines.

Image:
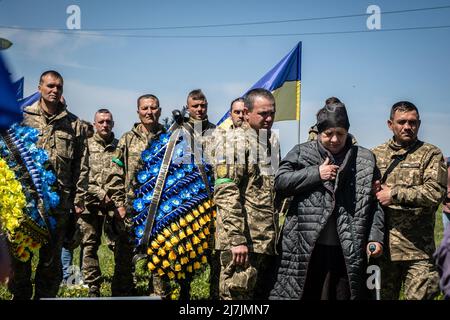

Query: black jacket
left=269, top=140, right=384, bottom=300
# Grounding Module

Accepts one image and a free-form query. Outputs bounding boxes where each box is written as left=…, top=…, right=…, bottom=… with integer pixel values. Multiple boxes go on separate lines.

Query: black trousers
left=302, top=244, right=351, bottom=300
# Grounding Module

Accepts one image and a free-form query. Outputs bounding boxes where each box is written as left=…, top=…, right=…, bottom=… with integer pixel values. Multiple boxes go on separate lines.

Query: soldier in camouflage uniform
left=372, top=101, right=447, bottom=300
left=179, top=89, right=218, bottom=300
left=8, top=70, right=88, bottom=299
left=77, top=109, right=119, bottom=297
left=105, top=94, right=170, bottom=297
left=213, top=88, right=280, bottom=300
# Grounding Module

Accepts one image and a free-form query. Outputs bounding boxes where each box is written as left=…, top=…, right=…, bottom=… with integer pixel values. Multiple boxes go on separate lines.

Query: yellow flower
left=168, top=251, right=177, bottom=261
left=203, top=227, right=210, bottom=236
left=157, top=247, right=167, bottom=256
left=157, top=268, right=165, bottom=276
left=152, top=255, right=161, bottom=265
left=203, top=214, right=211, bottom=222
left=186, top=265, right=193, bottom=273
left=193, top=262, right=201, bottom=270
left=189, top=251, right=196, bottom=259
left=185, top=214, right=194, bottom=223
left=185, top=226, right=193, bottom=236
left=163, top=228, right=172, bottom=238
left=192, top=235, right=200, bottom=245
left=202, top=241, right=209, bottom=249
left=201, top=255, right=208, bottom=264
left=212, top=210, right=217, bottom=218
left=162, top=260, right=170, bottom=269
left=192, top=209, right=200, bottom=217
left=170, top=222, right=179, bottom=232
left=177, top=245, right=185, bottom=255
left=151, top=240, right=160, bottom=249
left=185, top=242, right=193, bottom=251
left=179, top=217, right=187, bottom=227
left=178, top=230, right=186, bottom=240
left=170, top=235, right=179, bottom=245
left=180, top=256, right=189, bottom=265
left=198, top=217, right=206, bottom=226
left=148, top=262, right=156, bottom=271
left=198, top=231, right=206, bottom=240
left=174, top=264, right=182, bottom=272
left=197, top=246, right=204, bottom=255
left=164, top=241, right=173, bottom=250
left=167, top=271, right=175, bottom=279
left=198, top=205, right=205, bottom=214
left=192, top=222, right=200, bottom=231
left=203, top=201, right=210, bottom=209
left=18, top=249, right=30, bottom=262
left=177, top=272, right=185, bottom=280
left=156, top=234, right=165, bottom=244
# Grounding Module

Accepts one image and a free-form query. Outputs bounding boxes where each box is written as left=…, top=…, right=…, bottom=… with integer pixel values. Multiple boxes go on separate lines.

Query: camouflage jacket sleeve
left=105, top=136, right=126, bottom=208
left=213, top=129, right=247, bottom=247
left=391, top=148, right=447, bottom=208
left=73, top=128, right=89, bottom=207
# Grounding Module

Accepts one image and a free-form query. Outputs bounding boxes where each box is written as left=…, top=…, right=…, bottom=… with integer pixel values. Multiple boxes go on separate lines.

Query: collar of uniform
left=93, top=131, right=116, bottom=148
left=186, top=116, right=214, bottom=131
left=134, top=122, right=164, bottom=139
left=38, top=99, right=68, bottom=123
left=388, top=137, right=420, bottom=154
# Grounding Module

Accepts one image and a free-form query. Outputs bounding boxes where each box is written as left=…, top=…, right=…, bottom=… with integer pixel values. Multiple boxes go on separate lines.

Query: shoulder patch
left=112, top=157, right=124, bottom=167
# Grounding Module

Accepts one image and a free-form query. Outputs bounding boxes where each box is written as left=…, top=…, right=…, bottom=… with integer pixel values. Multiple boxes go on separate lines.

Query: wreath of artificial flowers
left=132, top=132, right=216, bottom=281
left=0, top=124, right=59, bottom=262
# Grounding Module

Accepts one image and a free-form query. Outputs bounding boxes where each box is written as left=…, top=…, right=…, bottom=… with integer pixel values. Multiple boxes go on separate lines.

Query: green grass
left=1, top=206, right=447, bottom=300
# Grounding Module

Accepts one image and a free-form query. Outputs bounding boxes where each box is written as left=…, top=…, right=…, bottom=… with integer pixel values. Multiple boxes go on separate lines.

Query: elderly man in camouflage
left=9, top=70, right=88, bottom=299
left=77, top=108, right=119, bottom=297
left=372, top=101, right=447, bottom=300
left=105, top=94, right=170, bottom=297
left=213, top=88, right=280, bottom=300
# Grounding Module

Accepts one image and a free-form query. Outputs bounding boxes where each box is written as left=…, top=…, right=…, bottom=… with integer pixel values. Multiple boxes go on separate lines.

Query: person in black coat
left=269, top=102, right=385, bottom=300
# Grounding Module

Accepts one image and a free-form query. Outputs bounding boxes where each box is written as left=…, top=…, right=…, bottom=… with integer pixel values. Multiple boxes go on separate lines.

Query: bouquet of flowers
left=0, top=124, right=59, bottom=261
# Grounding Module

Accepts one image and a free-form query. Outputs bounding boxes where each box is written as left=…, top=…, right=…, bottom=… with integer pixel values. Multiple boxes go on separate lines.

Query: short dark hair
left=325, top=96, right=342, bottom=105
left=229, top=97, right=245, bottom=112
left=39, top=70, right=63, bottom=84
left=390, top=101, right=419, bottom=120
left=243, top=88, right=275, bottom=112
left=94, top=108, right=113, bottom=121
left=187, top=89, right=207, bottom=104
left=137, top=94, right=160, bottom=109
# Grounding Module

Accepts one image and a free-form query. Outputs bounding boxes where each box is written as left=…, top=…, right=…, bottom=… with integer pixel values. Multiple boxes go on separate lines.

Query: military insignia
left=216, top=164, right=228, bottom=178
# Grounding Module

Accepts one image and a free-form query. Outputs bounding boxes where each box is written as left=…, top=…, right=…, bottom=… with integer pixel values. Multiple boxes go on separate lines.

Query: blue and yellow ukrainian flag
left=217, top=41, right=302, bottom=128
left=0, top=52, right=21, bottom=130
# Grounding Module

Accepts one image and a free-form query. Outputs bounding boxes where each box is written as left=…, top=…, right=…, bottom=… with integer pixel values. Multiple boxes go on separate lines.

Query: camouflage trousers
left=8, top=212, right=68, bottom=300
left=380, top=258, right=440, bottom=300
left=78, top=211, right=117, bottom=293
left=219, top=250, right=275, bottom=300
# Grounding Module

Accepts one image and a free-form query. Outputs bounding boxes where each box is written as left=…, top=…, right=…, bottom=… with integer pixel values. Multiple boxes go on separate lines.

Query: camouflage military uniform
left=372, top=138, right=447, bottom=300
left=213, top=123, right=280, bottom=300
left=8, top=100, right=88, bottom=299
left=77, top=132, right=119, bottom=296
left=105, top=122, right=170, bottom=297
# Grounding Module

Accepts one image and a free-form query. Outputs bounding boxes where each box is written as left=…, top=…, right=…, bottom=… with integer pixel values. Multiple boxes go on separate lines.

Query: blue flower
left=135, top=225, right=145, bottom=238
left=143, top=191, right=153, bottom=203
left=141, top=149, right=153, bottom=163
left=180, top=189, right=191, bottom=200
left=160, top=134, right=170, bottom=144
left=133, top=198, right=146, bottom=212
left=44, top=170, right=56, bottom=185
left=189, top=183, right=200, bottom=194
left=174, top=169, right=185, bottom=180
left=149, top=164, right=160, bottom=175
left=171, top=196, right=182, bottom=207
left=183, top=164, right=194, bottom=173
left=137, top=170, right=149, bottom=183
left=166, top=175, right=176, bottom=187
left=160, top=200, right=172, bottom=214
left=48, top=192, right=60, bottom=209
